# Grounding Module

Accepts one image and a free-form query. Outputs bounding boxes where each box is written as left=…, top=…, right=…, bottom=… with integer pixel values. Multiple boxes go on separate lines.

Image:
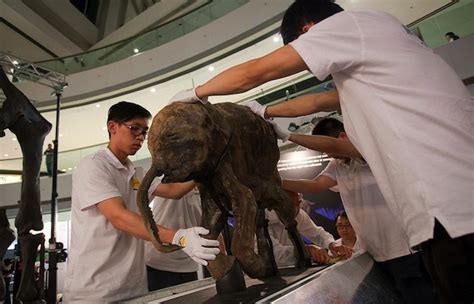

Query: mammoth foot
left=207, top=253, right=236, bottom=280
left=16, top=233, right=44, bottom=303
left=215, top=258, right=246, bottom=294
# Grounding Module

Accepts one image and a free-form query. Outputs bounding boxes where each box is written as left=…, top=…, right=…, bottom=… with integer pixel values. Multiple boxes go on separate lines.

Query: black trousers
left=376, top=252, right=438, bottom=304
left=146, top=266, right=198, bottom=291
left=421, top=221, right=474, bottom=304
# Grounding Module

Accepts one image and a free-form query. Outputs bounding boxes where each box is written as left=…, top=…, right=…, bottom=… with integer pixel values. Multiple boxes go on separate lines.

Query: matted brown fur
left=137, top=102, right=308, bottom=280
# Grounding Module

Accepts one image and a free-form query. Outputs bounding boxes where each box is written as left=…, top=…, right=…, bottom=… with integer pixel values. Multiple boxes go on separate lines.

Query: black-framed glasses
left=122, top=123, right=148, bottom=138
left=336, top=224, right=352, bottom=230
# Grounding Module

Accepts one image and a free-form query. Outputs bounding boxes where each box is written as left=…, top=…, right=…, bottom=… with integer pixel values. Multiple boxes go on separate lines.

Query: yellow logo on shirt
left=131, top=177, right=140, bottom=190
left=179, top=236, right=187, bottom=247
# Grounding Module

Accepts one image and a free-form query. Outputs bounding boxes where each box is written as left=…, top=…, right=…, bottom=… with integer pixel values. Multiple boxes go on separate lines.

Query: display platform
left=122, top=253, right=402, bottom=303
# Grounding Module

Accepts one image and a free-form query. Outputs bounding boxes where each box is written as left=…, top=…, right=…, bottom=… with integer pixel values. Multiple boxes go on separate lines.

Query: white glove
left=268, top=120, right=290, bottom=142
left=168, top=88, right=208, bottom=104
left=172, top=227, right=220, bottom=266
left=242, top=100, right=266, bottom=118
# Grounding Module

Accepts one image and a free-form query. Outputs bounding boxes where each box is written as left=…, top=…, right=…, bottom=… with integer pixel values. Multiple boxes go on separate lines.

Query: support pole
left=47, top=91, right=61, bottom=304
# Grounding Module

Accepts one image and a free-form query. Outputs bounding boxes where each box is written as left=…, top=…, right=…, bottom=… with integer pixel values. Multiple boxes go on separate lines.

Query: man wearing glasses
left=63, top=101, right=219, bottom=303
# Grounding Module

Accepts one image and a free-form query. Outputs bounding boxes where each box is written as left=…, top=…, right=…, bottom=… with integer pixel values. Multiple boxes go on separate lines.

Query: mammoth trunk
left=136, top=164, right=180, bottom=253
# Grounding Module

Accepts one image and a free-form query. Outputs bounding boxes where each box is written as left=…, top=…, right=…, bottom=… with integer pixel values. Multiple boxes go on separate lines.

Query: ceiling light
left=95, top=104, right=101, bottom=108
left=67, top=167, right=72, bottom=171
left=59, top=134, right=63, bottom=137
left=4, top=154, right=8, bottom=157
left=208, top=66, right=215, bottom=72
left=273, top=36, right=280, bottom=42
left=150, top=88, right=156, bottom=93
left=134, top=48, right=139, bottom=53
left=13, top=61, right=18, bottom=65
left=12, top=137, right=17, bottom=141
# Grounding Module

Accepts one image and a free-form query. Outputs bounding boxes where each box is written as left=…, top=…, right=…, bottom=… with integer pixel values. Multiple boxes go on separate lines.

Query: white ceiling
left=0, top=0, right=455, bottom=172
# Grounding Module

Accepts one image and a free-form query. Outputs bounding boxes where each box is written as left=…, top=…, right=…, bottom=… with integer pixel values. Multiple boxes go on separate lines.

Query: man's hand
left=172, top=227, right=220, bottom=266
left=306, top=245, right=331, bottom=264
left=242, top=100, right=266, bottom=118
left=168, top=88, right=208, bottom=104
left=268, top=120, right=290, bottom=142
left=329, top=242, right=353, bottom=259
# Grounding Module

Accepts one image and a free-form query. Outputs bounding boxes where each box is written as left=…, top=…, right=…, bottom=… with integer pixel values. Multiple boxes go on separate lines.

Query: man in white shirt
left=282, top=118, right=437, bottom=303
left=267, top=190, right=347, bottom=266
left=145, top=187, right=202, bottom=291
left=168, top=1, right=473, bottom=302
left=63, top=102, right=219, bottom=303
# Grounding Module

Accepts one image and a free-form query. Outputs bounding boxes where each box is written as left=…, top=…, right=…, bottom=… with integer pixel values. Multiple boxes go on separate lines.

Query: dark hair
left=280, top=0, right=344, bottom=44
left=312, top=117, right=344, bottom=137
left=107, top=101, right=151, bottom=123
left=445, top=32, right=459, bottom=40
left=335, top=210, right=348, bottom=224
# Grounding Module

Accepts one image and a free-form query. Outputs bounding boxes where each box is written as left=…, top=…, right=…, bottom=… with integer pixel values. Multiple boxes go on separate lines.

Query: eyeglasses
left=336, top=224, right=352, bottom=230
left=122, top=123, right=148, bottom=138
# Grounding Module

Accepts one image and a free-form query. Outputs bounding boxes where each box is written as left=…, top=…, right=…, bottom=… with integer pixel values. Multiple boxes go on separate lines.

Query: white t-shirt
left=329, top=237, right=365, bottom=257
left=63, top=148, right=149, bottom=303
left=145, top=188, right=201, bottom=273
left=266, top=209, right=335, bottom=267
left=321, top=158, right=412, bottom=261
left=291, top=10, right=474, bottom=247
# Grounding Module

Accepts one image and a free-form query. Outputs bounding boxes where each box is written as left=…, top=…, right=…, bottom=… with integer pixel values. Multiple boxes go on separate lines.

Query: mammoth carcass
left=137, top=102, right=309, bottom=280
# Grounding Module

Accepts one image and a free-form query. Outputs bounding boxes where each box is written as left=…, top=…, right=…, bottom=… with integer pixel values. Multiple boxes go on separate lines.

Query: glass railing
left=34, top=0, right=249, bottom=75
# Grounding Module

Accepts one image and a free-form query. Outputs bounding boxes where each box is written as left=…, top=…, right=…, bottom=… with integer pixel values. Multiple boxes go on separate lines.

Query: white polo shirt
left=145, top=188, right=201, bottom=273
left=266, top=209, right=335, bottom=267
left=321, top=158, right=412, bottom=261
left=63, top=148, right=148, bottom=303
left=291, top=10, right=474, bottom=247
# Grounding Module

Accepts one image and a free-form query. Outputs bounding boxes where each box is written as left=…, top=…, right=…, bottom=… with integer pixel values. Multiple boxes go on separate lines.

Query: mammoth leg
left=16, top=233, right=44, bottom=303
left=12, top=116, right=50, bottom=235
left=215, top=170, right=269, bottom=279
left=198, top=186, right=236, bottom=280
left=0, top=209, right=15, bottom=298
left=272, top=189, right=310, bottom=269
left=255, top=208, right=278, bottom=276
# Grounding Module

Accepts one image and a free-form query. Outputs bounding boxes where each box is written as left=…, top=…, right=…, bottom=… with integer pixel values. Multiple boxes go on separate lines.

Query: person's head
left=312, top=117, right=347, bottom=158
left=106, top=101, right=152, bottom=156
left=285, top=190, right=304, bottom=217
left=335, top=211, right=356, bottom=241
left=47, top=144, right=52, bottom=149
left=280, top=0, right=344, bottom=45
left=445, top=32, right=459, bottom=42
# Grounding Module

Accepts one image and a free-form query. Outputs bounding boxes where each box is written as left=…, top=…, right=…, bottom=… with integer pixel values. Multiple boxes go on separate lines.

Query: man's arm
left=153, top=181, right=196, bottom=199
left=283, top=175, right=337, bottom=194
left=196, top=45, right=307, bottom=98
left=266, top=89, right=340, bottom=118
left=97, top=198, right=176, bottom=243
left=289, top=134, right=362, bottom=159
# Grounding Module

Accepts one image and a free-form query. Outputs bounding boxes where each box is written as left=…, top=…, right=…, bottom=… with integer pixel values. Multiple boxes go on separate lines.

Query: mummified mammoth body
left=0, top=66, right=51, bottom=302
left=137, top=102, right=309, bottom=283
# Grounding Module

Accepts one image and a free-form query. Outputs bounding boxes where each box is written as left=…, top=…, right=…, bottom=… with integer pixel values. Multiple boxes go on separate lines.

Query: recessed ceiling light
left=13, top=61, right=18, bottom=65
left=208, top=66, right=215, bottom=72
left=59, top=134, right=63, bottom=137
left=67, top=167, right=72, bottom=171
left=150, top=88, right=156, bottom=93
left=12, top=138, right=17, bottom=141
left=134, top=48, right=139, bottom=53
left=96, top=104, right=101, bottom=108
left=4, top=154, right=8, bottom=157
left=273, top=36, right=280, bottom=42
